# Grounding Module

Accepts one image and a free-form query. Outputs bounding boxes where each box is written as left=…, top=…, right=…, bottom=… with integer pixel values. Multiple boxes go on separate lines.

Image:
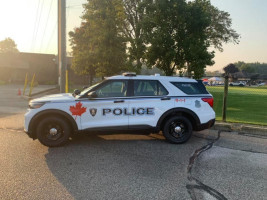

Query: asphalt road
left=0, top=84, right=266, bottom=200
left=0, top=128, right=205, bottom=200
left=0, top=84, right=54, bottom=118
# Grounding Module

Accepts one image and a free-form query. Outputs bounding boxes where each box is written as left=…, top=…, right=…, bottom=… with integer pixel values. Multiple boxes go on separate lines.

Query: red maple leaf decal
left=69, top=102, right=86, bottom=120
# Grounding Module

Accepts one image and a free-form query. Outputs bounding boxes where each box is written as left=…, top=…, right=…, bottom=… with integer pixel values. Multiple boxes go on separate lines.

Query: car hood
left=31, top=93, right=75, bottom=103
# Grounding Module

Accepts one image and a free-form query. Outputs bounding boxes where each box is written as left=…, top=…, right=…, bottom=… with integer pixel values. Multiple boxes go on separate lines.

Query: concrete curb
left=212, top=122, right=267, bottom=137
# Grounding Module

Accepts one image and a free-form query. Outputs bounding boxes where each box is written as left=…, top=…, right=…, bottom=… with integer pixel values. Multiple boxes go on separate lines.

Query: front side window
left=95, top=81, right=128, bottom=98
left=133, top=80, right=168, bottom=96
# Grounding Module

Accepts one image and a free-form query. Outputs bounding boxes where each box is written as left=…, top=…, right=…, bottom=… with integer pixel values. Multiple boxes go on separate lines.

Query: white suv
left=24, top=73, right=215, bottom=147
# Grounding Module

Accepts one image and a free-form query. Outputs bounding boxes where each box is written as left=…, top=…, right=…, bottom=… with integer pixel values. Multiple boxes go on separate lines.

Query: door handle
left=114, top=100, right=125, bottom=103
left=161, top=97, right=171, bottom=101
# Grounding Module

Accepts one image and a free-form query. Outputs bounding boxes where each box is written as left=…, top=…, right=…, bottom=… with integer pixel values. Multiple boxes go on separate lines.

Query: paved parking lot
left=0, top=84, right=54, bottom=117
left=0, top=84, right=266, bottom=200
left=0, top=85, right=28, bottom=117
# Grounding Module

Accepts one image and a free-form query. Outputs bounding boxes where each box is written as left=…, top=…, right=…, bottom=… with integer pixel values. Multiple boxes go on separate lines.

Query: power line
left=45, top=2, right=77, bottom=54
left=45, top=21, right=57, bottom=53
left=44, top=1, right=84, bottom=54
left=31, top=0, right=41, bottom=51
left=32, top=0, right=45, bottom=52
left=40, top=0, right=54, bottom=52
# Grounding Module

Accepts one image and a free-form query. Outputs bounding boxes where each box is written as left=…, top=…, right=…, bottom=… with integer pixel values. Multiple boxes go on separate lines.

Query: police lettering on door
left=101, top=107, right=154, bottom=116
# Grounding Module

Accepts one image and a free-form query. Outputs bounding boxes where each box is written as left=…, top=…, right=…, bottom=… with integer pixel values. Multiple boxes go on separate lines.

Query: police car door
left=128, top=80, right=174, bottom=128
left=80, top=80, right=129, bottom=130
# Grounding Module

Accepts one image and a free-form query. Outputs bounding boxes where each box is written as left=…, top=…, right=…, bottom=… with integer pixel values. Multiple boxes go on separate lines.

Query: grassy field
left=207, top=86, right=267, bottom=125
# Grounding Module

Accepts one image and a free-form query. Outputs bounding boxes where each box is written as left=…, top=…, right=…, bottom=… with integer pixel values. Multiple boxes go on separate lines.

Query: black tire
left=163, top=116, right=193, bottom=144
left=36, top=117, right=71, bottom=147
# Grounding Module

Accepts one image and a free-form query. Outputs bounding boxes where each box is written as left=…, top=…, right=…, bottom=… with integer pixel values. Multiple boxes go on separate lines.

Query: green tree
left=240, top=63, right=256, bottom=73
left=205, top=70, right=222, bottom=77
left=142, top=0, right=188, bottom=76
left=122, top=0, right=146, bottom=72
left=202, top=0, right=240, bottom=52
left=183, top=0, right=215, bottom=79
left=223, top=63, right=239, bottom=75
left=252, top=62, right=267, bottom=74
left=234, top=61, right=245, bottom=69
left=0, top=37, right=19, bottom=53
left=69, top=22, right=96, bottom=85
left=69, top=0, right=127, bottom=83
left=142, top=0, right=214, bottom=77
left=234, top=61, right=267, bottom=74
left=141, top=0, right=239, bottom=77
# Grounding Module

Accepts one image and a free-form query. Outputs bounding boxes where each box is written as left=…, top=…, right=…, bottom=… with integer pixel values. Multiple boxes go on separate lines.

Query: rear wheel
left=163, top=116, right=193, bottom=144
left=36, top=117, right=71, bottom=147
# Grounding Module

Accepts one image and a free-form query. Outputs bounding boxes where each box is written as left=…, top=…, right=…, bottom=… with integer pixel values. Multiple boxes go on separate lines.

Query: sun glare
left=0, top=0, right=57, bottom=53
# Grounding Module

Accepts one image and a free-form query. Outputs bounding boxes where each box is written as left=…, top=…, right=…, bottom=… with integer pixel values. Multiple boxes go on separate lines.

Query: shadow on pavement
left=45, top=132, right=208, bottom=200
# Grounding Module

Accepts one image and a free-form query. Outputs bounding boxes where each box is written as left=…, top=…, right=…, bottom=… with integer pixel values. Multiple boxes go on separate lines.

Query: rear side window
left=171, top=81, right=209, bottom=95
left=134, top=80, right=168, bottom=96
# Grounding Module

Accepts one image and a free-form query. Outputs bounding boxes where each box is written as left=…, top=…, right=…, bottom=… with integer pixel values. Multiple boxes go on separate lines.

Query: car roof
left=106, top=75, right=197, bottom=82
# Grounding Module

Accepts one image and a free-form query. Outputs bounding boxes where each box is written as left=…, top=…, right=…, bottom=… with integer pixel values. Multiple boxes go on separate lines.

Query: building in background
left=0, top=52, right=87, bottom=85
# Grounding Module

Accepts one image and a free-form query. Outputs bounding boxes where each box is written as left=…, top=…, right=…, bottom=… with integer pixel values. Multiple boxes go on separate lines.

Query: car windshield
left=76, top=82, right=102, bottom=97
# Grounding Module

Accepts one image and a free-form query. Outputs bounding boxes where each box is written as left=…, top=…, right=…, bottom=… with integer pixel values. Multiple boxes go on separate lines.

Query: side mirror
left=73, top=89, right=81, bottom=96
left=88, top=91, right=97, bottom=98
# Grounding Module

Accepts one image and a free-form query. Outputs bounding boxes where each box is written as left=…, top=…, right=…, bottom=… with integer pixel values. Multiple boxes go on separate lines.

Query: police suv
left=24, top=73, right=215, bottom=147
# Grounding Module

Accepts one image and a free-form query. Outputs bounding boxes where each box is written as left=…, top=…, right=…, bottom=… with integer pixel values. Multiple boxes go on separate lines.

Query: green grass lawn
left=207, top=86, right=267, bottom=125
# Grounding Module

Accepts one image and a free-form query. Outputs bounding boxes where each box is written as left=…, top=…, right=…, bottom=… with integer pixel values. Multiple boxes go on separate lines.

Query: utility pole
left=58, top=0, right=66, bottom=93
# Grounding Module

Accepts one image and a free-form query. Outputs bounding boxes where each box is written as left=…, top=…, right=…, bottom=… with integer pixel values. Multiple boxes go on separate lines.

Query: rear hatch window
left=171, top=81, right=209, bottom=95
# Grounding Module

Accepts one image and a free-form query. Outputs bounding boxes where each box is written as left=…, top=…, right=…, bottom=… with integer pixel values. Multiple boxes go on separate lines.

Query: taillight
left=201, top=97, right=214, bottom=108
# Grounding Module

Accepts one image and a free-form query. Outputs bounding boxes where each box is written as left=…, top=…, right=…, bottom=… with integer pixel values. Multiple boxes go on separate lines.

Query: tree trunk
left=187, top=63, right=192, bottom=78
left=136, top=58, right=142, bottom=72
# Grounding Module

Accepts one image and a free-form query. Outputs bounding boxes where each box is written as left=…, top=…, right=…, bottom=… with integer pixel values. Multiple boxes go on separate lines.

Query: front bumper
left=24, top=109, right=38, bottom=139
left=196, top=119, right=215, bottom=131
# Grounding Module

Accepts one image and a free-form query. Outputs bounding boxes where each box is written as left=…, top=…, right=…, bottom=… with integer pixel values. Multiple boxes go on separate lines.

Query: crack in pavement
left=186, top=130, right=228, bottom=200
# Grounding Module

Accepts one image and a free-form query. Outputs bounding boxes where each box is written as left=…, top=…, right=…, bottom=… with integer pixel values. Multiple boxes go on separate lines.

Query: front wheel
left=163, top=116, right=193, bottom=144
left=36, top=117, right=71, bottom=147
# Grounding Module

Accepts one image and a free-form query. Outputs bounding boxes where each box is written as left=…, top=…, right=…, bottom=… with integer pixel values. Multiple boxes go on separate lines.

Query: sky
left=0, top=0, right=266, bottom=72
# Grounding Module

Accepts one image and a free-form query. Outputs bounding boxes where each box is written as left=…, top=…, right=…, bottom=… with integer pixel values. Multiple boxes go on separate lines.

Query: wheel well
left=158, top=110, right=199, bottom=131
left=29, top=110, right=78, bottom=139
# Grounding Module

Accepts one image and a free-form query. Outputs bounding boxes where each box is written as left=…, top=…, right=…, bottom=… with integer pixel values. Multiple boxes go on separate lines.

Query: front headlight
left=29, top=102, right=46, bottom=109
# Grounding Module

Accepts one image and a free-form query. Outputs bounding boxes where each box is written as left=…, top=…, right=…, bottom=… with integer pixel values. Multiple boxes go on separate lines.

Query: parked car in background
left=258, top=82, right=266, bottom=86
left=229, top=81, right=245, bottom=87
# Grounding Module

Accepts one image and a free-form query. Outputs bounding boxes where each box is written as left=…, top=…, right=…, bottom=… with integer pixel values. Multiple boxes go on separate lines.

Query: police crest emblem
left=89, top=108, right=97, bottom=117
